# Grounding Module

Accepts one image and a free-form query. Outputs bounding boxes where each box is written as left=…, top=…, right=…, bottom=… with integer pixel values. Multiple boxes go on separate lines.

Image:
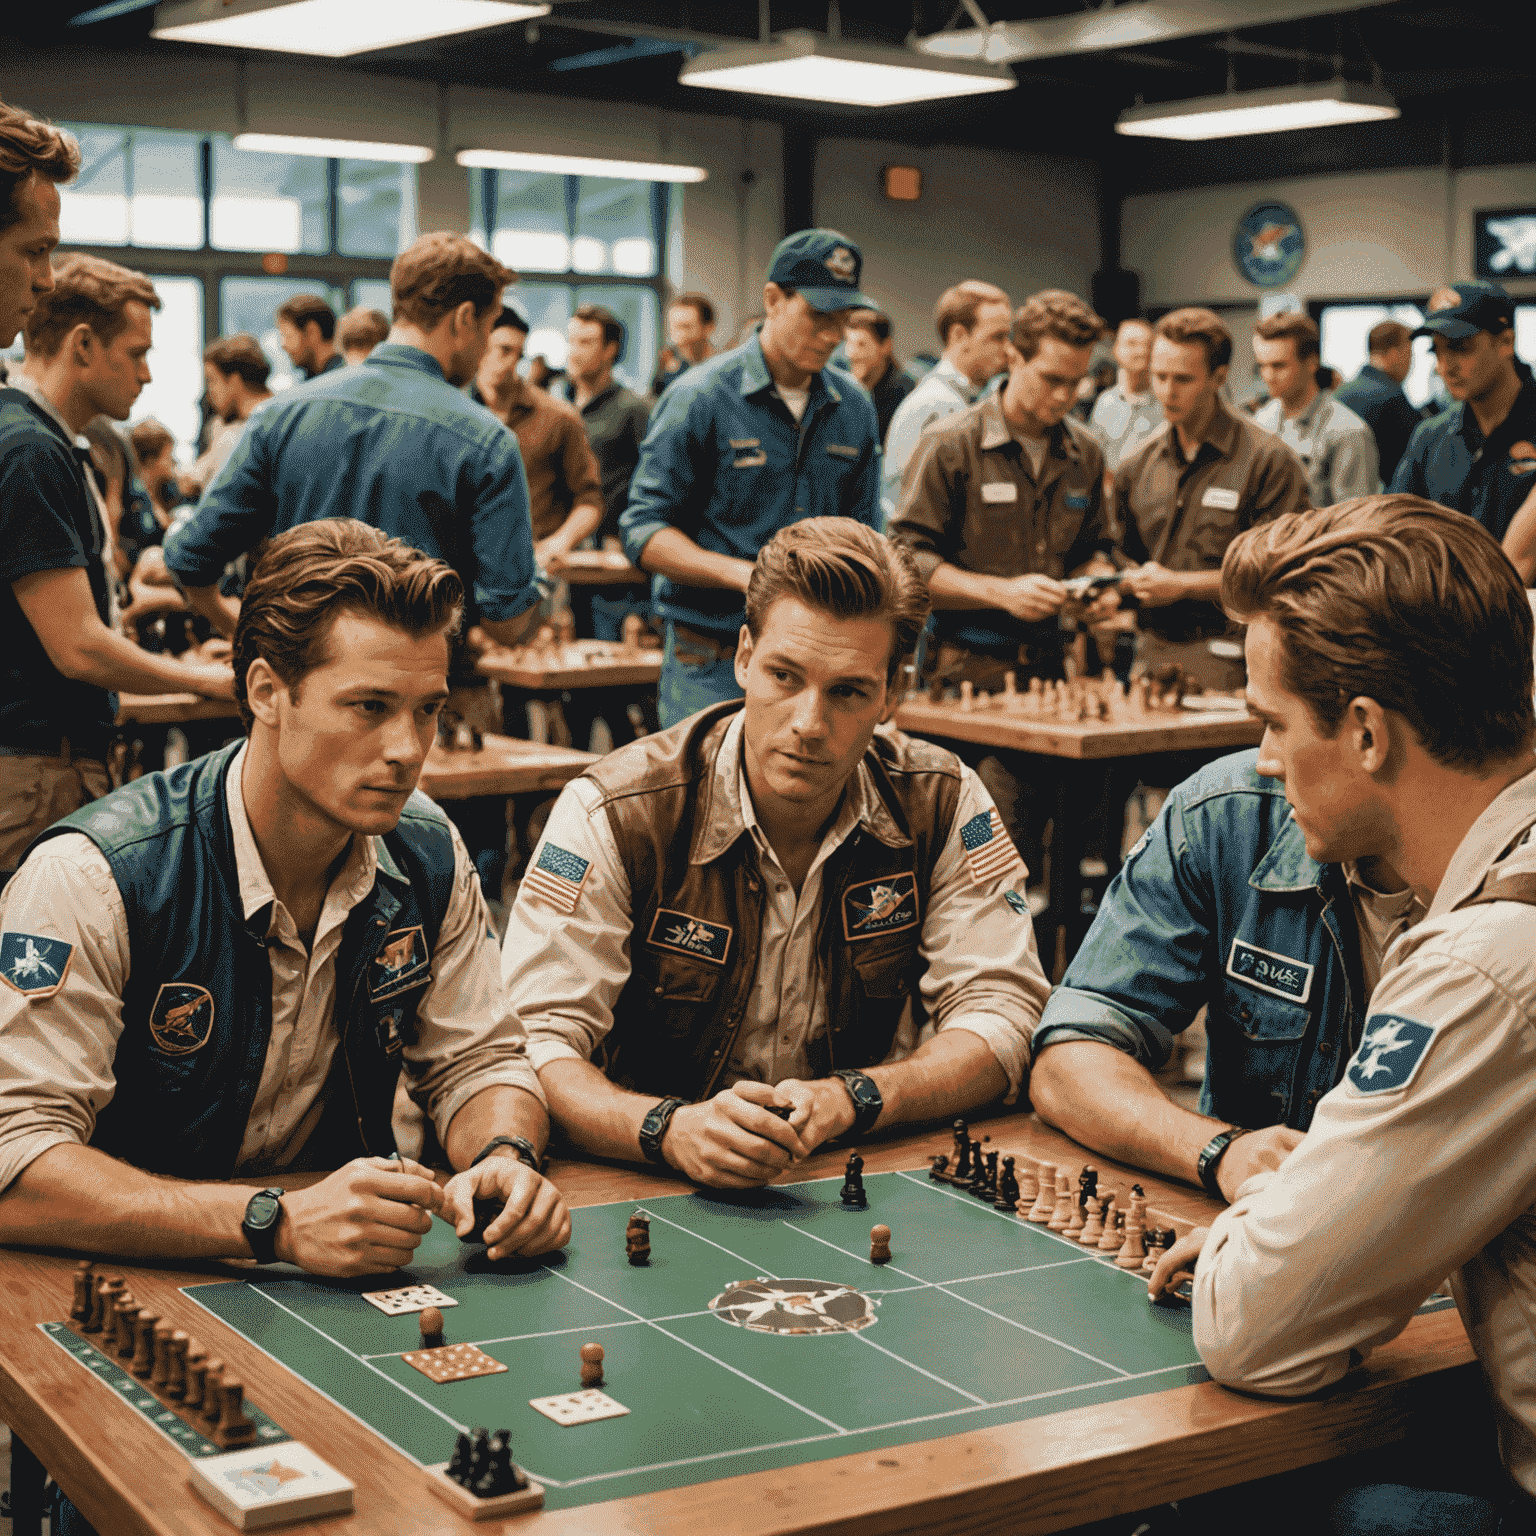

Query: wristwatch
left=831, top=1069, right=884, bottom=1138
left=1196, top=1127, right=1251, bottom=1198
left=470, top=1135, right=541, bottom=1173
left=241, top=1186, right=285, bottom=1265
left=638, top=1097, right=688, bottom=1165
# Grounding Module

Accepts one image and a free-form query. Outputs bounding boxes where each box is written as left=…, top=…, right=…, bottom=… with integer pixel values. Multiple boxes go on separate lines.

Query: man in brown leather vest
left=502, top=519, right=1049, bottom=1188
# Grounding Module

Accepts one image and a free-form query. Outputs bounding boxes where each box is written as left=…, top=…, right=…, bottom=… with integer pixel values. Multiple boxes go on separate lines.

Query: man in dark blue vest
left=0, top=519, right=570, bottom=1277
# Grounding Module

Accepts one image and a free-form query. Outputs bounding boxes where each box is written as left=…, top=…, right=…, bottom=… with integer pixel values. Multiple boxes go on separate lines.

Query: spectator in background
left=565, top=303, right=649, bottom=552
left=882, top=279, right=1012, bottom=521
left=275, top=293, right=341, bottom=380
left=129, top=418, right=179, bottom=528
left=651, top=292, right=716, bottom=397
left=187, top=333, right=272, bottom=497
left=0, top=98, right=75, bottom=351
left=1334, top=319, right=1423, bottom=486
left=1252, top=312, right=1378, bottom=508
left=843, top=307, right=914, bottom=442
left=336, top=304, right=390, bottom=365
left=1088, top=318, right=1162, bottom=476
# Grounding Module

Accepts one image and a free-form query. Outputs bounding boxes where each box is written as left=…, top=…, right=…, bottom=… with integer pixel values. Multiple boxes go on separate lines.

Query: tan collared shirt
left=491, top=379, right=603, bottom=543
left=1192, top=766, right=1536, bottom=1499
left=0, top=744, right=543, bottom=1190
left=504, top=712, right=1048, bottom=1098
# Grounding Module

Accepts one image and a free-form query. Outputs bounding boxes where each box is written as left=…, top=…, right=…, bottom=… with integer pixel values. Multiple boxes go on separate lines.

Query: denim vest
left=1036, top=750, right=1364, bottom=1131
left=31, top=744, right=457, bottom=1177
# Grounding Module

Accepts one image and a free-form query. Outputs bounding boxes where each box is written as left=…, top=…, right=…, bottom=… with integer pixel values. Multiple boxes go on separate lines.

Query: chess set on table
left=475, top=612, right=663, bottom=693
left=914, top=666, right=1249, bottom=725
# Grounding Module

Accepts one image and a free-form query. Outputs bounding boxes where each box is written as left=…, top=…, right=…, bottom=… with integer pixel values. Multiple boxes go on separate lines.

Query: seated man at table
left=1147, top=495, right=1536, bottom=1534
left=501, top=518, right=1049, bottom=1187
left=0, top=519, right=570, bottom=1278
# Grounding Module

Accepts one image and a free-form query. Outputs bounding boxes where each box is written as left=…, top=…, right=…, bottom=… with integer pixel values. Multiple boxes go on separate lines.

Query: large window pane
left=574, top=178, right=658, bottom=278
left=491, top=172, right=568, bottom=273
left=58, top=124, right=130, bottom=246
left=338, top=158, right=417, bottom=258
left=220, top=277, right=345, bottom=393
left=575, top=283, right=659, bottom=396
left=1319, top=302, right=1439, bottom=410
left=131, top=276, right=204, bottom=458
left=513, top=284, right=574, bottom=372
left=210, top=137, right=327, bottom=254
left=128, top=129, right=203, bottom=248
left=350, top=278, right=393, bottom=316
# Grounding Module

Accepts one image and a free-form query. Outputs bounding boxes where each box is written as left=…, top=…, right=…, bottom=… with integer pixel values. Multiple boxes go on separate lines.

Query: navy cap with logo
left=767, top=228, right=874, bottom=314
left=1413, top=280, right=1515, bottom=342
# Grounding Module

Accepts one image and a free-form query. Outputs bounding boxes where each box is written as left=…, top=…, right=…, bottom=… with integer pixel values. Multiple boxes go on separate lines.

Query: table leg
left=9, top=1432, right=47, bottom=1536
left=1047, top=770, right=1077, bottom=983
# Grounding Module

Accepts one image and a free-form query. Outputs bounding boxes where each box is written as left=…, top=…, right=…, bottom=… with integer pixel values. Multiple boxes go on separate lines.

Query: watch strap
left=241, top=1186, right=285, bottom=1265
left=832, top=1069, right=883, bottom=1138
left=639, top=1097, right=687, bottom=1165
left=1196, top=1127, right=1250, bottom=1198
left=470, top=1135, right=541, bottom=1173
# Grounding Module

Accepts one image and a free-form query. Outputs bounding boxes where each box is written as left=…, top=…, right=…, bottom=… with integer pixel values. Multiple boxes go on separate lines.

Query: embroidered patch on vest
left=1226, top=938, right=1314, bottom=1005
left=0, top=932, right=73, bottom=997
left=1347, top=1012, right=1436, bottom=1095
left=148, top=981, right=215, bottom=1055
left=371, top=925, right=431, bottom=1001
left=647, top=909, right=732, bottom=964
left=842, top=872, right=920, bottom=940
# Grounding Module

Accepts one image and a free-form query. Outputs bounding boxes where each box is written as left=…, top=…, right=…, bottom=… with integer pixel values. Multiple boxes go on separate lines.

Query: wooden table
left=116, top=693, right=240, bottom=727
left=550, top=550, right=648, bottom=587
left=0, top=1112, right=1476, bottom=1536
left=416, top=733, right=597, bottom=801
left=477, top=641, right=662, bottom=693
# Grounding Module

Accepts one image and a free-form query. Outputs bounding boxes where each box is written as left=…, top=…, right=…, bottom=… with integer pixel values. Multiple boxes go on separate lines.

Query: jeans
left=1327, top=1485, right=1503, bottom=1536
left=657, top=621, right=742, bottom=729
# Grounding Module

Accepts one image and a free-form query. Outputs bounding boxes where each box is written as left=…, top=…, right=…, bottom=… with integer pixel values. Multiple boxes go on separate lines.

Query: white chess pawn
left=959, top=680, right=974, bottom=712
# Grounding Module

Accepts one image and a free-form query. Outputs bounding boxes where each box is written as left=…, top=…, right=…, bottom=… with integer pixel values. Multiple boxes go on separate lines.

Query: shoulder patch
left=647, top=909, right=732, bottom=965
left=371, top=925, right=431, bottom=1001
left=1346, top=1012, right=1436, bottom=1095
left=843, top=873, right=920, bottom=940
left=0, top=932, right=74, bottom=997
left=148, top=982, right=215, bottom=1055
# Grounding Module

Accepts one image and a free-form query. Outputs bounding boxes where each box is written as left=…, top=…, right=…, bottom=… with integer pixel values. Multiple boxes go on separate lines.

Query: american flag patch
left=960, top=809, right=1023, bottom=886
left=523, top=842, right=591, bottom=914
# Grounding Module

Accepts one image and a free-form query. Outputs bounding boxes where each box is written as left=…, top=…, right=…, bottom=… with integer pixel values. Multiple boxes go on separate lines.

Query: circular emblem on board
left=1232, top=201, right=1305, bottom=289
left=708, top=1278, right=879, bottom=1335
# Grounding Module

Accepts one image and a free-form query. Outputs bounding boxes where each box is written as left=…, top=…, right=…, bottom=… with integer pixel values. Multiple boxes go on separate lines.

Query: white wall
left=812, top=137, right=1101, bottom=362
left=1123, top=163, right=1536, bottom=307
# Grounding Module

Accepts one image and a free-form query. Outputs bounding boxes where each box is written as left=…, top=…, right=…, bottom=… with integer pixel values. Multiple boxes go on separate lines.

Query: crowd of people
left=5, top=93, right=1536, bottom=1536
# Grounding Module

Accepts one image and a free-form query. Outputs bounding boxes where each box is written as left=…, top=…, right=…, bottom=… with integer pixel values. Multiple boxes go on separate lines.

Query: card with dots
left=528, top=1389, right=630, bottom=1427
left=402, top=1343, right=507, bottom=1384
left=361, top=1284, right=458, bottom=1317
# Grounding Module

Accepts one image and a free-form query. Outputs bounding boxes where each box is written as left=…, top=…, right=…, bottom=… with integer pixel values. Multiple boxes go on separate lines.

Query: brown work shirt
left=490, top=379, right=604, bottom=542
left=889, top=394, right=1111, bottom=658
left=1114, top=399, right=1309, bottom=641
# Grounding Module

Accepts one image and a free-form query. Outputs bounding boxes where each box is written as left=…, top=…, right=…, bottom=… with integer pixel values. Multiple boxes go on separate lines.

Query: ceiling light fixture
left=233, top=132, right=433, bottom=163
left=456, top=149, right=709, bottom=184
left=151, top=0, right=549, bottom=57
left=679, top=29, right=1015, bottom=107
left=1115, top=78, right=1399, bottom=140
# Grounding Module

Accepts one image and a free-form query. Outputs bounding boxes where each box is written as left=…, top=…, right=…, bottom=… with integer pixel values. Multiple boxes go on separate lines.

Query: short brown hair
left=845, top=308, right=891, bottom=344
left=129, top=417, right=175, bottom=464
left=745, top=519, right=929, bottom=686
left=1011, top=289, right=1105, bottom=362
left=1222, top=495, right=1535, bottom=770
left=1369, top=320, right=1412, bottom=355
left=934, top=280, right=1009, bottom=348
left=392, top=233, right=515, bottom=330
left=1155, top=307, right=1232, bottom=373
left=0, top=100, right=79, bottom=233
left=204, top=333, right=271, bottom=390
left=275, top=293, right=335, bottom=341
left=573, top=302, right=625, bottom=360
left=337, top=305, right=390, bottom=354
left=24, top=253, right=160, bottom=359
left=1254, top=311, right=1320, bottom=362
left=234, top=519, right=464, bottom=732
left=670, top=293, right=714, bottom=327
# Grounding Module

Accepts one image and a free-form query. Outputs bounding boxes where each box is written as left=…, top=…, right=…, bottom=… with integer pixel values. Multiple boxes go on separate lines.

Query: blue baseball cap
left=1413, top=280, right=1515, bottom=342
left=767, top=228, right=874, bottom=314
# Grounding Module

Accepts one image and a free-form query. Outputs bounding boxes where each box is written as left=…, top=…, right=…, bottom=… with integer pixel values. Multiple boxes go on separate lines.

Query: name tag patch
left=371, top=924, right=431, bottom=1001
left=1347, top=1012, right=1436, bottom=1094
left=1226, top=938, right=1314, bottom=1004
left=981, top=481, right=1018, bottom=504
left=843, top=872, right=920, bottom=940
left=825, top=443, right=859, bottom=459
left=0, top=931, right=74, bottom=997
left=149, top=981, right=215, bottom=1056
left=648, top=909, right=732, bottom=965
left=1201, top=487, right=1241, bottom=511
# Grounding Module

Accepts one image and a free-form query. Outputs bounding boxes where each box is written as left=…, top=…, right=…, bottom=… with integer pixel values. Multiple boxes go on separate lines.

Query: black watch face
left=247, top=1192, right=281, bottom=1229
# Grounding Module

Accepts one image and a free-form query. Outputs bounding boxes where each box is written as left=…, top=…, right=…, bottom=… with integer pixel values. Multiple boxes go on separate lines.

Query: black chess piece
left=460, top=1194, right=505, bottom=1244
left=840, top=1153, right=867, bottom=1208
left=465, top=1427, right=491, bottom=1489
left=966, top=1141, right=989, bottom=1195
left=1078, top=1166, right=1099, bottom=1200
left=994, top=1155, right=1019, bottom=1212
left=447, top=1432, right=474, bottom=1487
left=952, top=1137, right=973, bottom=1181
left=472, top=1430, right=512, bottom=1499
left=981, top=1150, right=1000, bottom=1200
left=951, top=1118, right=968, bottom=1163
left=928, top=1153, right=951, bottom=1183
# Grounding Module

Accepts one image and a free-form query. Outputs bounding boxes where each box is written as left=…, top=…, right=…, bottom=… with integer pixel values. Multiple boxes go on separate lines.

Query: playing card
left=528, top=1389, right=630, bottom=1427
left=360, top=1284, right=457, bottom=1316
left=403, top=1343, right=507, bottom=1384
left=188, top=1441, right=353, bottom=1530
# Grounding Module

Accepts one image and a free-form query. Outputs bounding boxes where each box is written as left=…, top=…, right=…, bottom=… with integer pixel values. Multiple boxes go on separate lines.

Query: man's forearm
left=539, top=1058, right=658, bottom=1162
left=0, top=1143, right=252, bottom=1260
left=481, top=607, right=541, bottom=648
left=183, top=582, right=242, bottom=638
left=636, top=528, right=754, bottom=592
left=442, top=1084, right=551, bottom=1172
left=547, top=502, right=603, bottom=556
left=867, top=1029, right=1007, bottom=1131
left=69, top=624, right=230, bottom=697
left=927, top=562, right=1009, bottom=612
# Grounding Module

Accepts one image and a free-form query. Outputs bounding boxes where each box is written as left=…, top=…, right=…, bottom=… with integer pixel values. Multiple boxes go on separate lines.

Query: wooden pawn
left=1096, top=1196, right=1123, bottom=1252
left=1026, top=1163, right=1057, bottom=1223
left=1048, top=1169, right=1075, bottom=1231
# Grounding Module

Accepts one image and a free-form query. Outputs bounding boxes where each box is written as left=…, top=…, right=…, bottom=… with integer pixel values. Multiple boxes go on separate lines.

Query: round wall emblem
left=1233, top=201, right=1305, bottom=289
left=709, top=1278, right=879, bottom=1334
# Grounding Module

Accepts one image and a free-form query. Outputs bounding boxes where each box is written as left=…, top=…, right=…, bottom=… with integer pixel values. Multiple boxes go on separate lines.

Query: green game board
left=184, top=1168, right=1209, bottom=1511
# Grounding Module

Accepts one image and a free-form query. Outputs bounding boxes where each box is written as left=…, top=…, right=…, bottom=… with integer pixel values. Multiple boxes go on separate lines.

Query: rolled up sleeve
left=163, top=418, right=277, bottom=587
left=0, top=836, right=130, bottom=1191
left=888, top=433, right=963, bottom=583
left=406, top=823, right=545, bottom=1138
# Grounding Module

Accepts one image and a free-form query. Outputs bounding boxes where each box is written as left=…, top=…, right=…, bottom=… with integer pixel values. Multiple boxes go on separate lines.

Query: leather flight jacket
left=581, top=702, right=964, bottom=1102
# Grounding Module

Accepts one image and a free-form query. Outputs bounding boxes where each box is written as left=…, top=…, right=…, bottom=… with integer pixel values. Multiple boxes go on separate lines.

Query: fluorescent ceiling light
left=679, top=29, right=1015, bottom=107
left=456, top=149, right=709, bottom=184
left=151, top=0, right=549, bottom=57
left=1116, top=79, right=1399, bottom=140
left=234, top=132, right=432, bottom=163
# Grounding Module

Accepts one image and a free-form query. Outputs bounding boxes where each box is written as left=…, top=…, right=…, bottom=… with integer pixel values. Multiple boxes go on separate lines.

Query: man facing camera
left=503, top=520, right=1049, bottom=1188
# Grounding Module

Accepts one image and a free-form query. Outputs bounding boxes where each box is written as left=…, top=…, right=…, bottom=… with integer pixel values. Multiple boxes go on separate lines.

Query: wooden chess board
left=477, top=639, right=662, bottom=691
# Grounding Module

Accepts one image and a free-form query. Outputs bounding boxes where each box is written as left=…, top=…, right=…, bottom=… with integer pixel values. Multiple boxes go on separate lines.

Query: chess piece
left=448, top=1432, right=475, bottom=1487
left=626, top=1210, right=651, bottom=1266
left=165, top=1331, right=189, bottom=1399
left=965, top=1142, right=989, bottom=1196
left=840, top=1153, right=867, bottom=1208
left=131, top=1310, right=159, bottom=1378
left=1080, top=1195, right=1106, bottom=1246
left=1115, top=1210, right=1148, bottom=1270
left=1100, top=1206, right=1127, bottom=1254
left=92, top=1276, right=123, bottom=1336
left=113, top=1293, right=139, bottom=1357
left=951, top=1118, right=969, bottom=1165
left=928, top=1153, right=951, bottom=1183
left=994, top=1155, right=1020, bottom=1213
left=580, top=1341, right=605, bottom=1388
left=1014, top=1158, right=1039, bottom=1210
left=200, top=1359, right=225, bottom=1423
left=1048, top=1169, right=1075, bottom=1231
left=981, top=1149, right=1000, bottom=1201
left=1026, top=1162, right=1057, bottom=1222
left=953, top=1135, right=975, bottom=1183
left=420, top=1306, right=445, bottom=1350
left=150, top=1319, right=176, bottom=1388
left=1064, top=1191, right=1087, bottom=1240
left=959, top=679, right=974, bottom=712
left=870, top=1224, right=893, bottom=1264
left=621, top=614, right=643, bottom=653
left=216, top=1376, right=255, bottom=1444
left=184, top=1348, right=209, bottom=1410
left=1141, top=1229, right=1169, bottom=1275
left=71, top=1261, right=94, bottom=1323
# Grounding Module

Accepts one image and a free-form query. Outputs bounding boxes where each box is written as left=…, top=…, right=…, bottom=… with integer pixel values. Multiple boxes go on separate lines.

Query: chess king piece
left=626, top=1210, right=651, bottom=1266
left=840, top=1153, right=867, bottom=1208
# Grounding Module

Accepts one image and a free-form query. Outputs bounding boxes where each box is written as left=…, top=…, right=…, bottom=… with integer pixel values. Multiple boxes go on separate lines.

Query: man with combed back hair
left=503, top=519, right=1049, bottom=1189
left=0, top=97, right=77, bottom=350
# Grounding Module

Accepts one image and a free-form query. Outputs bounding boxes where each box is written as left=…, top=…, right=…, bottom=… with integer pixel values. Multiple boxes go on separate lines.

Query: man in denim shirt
left=1030, top=739, right=1425, bottom=1203
left=619, top=229, right=881, bottom=727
